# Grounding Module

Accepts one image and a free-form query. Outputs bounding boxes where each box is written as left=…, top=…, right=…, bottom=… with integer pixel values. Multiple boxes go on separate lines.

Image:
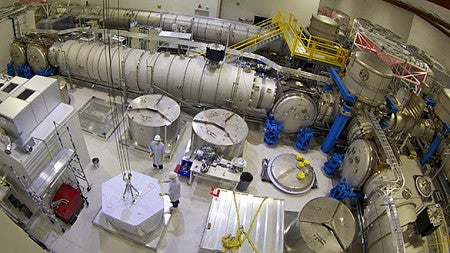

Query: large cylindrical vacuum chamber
left=103, top=9, right=261, bottom=45
left=191, top=109, right=248, bottom=160
left=309, top=15, right=339, bottom=41
left=363, top=188, right=423, bottom=253
left=127, top=94, right=180, bottom=148
left=48, top=40, right=277, bottom=116
left=343, top=51, right=394, bottom=106
left=284, top=197, right=355, bottom=253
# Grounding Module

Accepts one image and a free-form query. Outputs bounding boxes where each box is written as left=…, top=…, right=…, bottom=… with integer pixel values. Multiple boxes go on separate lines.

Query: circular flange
left=273, top=93, right=317, bottom=133
left=341, top=139, right=376, bottom=188
left=415, top=176, right=433, bottom=198
left=267, top=153, right=315, bottom=194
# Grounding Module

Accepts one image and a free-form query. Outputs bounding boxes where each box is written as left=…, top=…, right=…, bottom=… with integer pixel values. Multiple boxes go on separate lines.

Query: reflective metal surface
left=127, top=94, right=180, bottom=147
left=346, top=115, right=373, bottom=142
left=309, top=15, right=339, bottom=41
left=27, top=43, right=49, bottom=72
left=267, top=153, right=315, bottom=194
left=191, top=109, right=248, bottom=160
left=415, top=176, right=433, bottom=198
left=363, top=189, right=419, bottom=253
left=434, top=88, right=450, bottom=124
left=343, top=51, right=393, bottom=106
left=78, top=96, right=126, bottom=139
left=9, top=41, right=27, bottom=66
left=341, top=139, right=376, bottom=188
left=284, top=197, right=355, bottom=253
left=273, top=93, right=317, bottom=133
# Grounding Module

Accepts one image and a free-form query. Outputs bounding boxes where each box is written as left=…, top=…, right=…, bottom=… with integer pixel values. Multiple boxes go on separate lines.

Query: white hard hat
left=169, top=171, right=178, bottom=179
left=154, top=135, right=161, bottom=141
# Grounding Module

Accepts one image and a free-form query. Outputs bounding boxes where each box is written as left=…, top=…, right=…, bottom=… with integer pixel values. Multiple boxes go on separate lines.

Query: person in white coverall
left=160, top=172, right=181, bottom=209
left=149, top=135, right=165, bottom=170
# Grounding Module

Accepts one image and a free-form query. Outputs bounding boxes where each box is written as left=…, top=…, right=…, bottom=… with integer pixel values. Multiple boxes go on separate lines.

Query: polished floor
left=3, top=82, right=430, bottom=253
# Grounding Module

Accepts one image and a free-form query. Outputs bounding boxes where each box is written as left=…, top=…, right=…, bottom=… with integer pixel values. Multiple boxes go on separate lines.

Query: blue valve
left=295, top=127, right=314, bottom=152
left=323, top=153, right=344, bottom=176
left=264, top=114, right=283, bottom=147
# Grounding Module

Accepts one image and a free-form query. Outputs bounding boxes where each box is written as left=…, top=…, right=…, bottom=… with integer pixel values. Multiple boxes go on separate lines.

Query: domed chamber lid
left=192, top=109, right=248, bottom=146
left=127, top=94, right=180, bottom=127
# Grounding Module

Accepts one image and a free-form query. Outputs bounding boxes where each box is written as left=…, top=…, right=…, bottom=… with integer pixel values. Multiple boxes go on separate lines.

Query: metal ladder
left=53, top=122, right=92, bottom=192
left=365, top=110, right=406, bottom=253
left=11, top=166, right=66, bottom=233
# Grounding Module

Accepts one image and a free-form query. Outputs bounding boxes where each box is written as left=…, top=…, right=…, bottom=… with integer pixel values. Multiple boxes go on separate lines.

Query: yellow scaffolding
left=230, top=11, right=349, bottom=70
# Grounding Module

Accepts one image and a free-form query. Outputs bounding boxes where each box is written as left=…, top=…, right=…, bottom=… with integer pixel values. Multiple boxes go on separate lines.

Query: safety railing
left=273, top=11, right=349, bottom=69
left=229, top=26, right=282, bottom=51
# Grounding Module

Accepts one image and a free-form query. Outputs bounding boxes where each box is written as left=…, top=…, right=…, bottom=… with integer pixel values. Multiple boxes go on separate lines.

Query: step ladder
left=53, top=122, right=92, bottom=192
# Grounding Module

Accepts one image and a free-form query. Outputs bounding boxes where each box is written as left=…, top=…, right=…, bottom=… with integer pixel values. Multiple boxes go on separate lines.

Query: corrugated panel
left=200, top=189, right=284, bottom=253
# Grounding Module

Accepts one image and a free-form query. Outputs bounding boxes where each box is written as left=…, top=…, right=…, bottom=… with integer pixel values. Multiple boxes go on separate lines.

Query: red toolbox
left=51, top=183, right=84, bottom=225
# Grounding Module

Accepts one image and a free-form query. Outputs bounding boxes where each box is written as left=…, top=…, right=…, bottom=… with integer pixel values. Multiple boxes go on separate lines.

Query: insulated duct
left=48, top=40, right=277, bottom=114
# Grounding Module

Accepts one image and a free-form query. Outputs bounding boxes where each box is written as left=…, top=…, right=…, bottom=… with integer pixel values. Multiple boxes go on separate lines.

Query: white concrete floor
left=0, top=84, right=433, bottom=253
left=38, top=85, right=333, bottom=253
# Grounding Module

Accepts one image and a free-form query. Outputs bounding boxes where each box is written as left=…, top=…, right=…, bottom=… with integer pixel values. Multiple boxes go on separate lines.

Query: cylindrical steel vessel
left=27, top=43, right=49, bottom=73
left=49, top=40, right=277, bottom=116
left=284, top=197, right=355, bottom=253
left=343, top=51, right=394, bottom=106
left=309, top=15, right=339, bottom=41
left=127, top=94, right=180, bottom=148
left=191, top=109, right=248, bottom=160
left=363, top=189, right=422, bottom=253
left=10, top=41, right=27, bottom=66
left=434, top=88, right=450, bottom=125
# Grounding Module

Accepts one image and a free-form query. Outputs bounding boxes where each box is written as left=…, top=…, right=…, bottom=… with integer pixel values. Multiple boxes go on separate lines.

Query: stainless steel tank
left=363, top=188, right=422, bottom=253
left=273, top=92, right=317, bottom=134
left=284, top=197, right=356, bottom=253
left=49, top=40, right=277, bottom=116
left=341, top=138, right=377, bottom=188
left=343, top=51, right=394, bottom=106
left=191, top=109, right=248, bottom=160
left=346, top=115, right=374, bottom=142
left=10, top=41, right=27, bottom=66
left=434, top=88, right=450, bottom=125
left=316, top=91, right=340, bottom=126
left=127, top=94, right=180, bottom=148
left=27, top=43, right=49, bottom=73
left=309, top=15, right=339, bottom=41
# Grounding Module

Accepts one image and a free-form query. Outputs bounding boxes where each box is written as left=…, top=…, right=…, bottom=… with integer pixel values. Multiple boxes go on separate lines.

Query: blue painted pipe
left=420, top=124, right=450, bottom=165
left=380, top=95, right=398, bottom=129
left=328, top=67, right=356, bottom=104
left=321, top=104, right=352, bottom=154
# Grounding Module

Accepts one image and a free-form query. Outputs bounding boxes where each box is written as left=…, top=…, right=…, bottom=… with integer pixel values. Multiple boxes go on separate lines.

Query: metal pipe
left=420, top=124, right=449, bottom=165
left=49, top=40, right=277, bottom=115
left=320, top=103, right=352, bottom=154
left=328, top=67, right=356, bottom=104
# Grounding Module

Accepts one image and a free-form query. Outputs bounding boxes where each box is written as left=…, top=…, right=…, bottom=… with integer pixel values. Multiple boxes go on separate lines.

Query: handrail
left=230, top=27, right=281, bottom=51
left=273, top=11, right=349, bottom=69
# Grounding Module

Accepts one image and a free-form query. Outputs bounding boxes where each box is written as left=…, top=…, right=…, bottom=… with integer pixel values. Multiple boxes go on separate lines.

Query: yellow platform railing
left=229, top=26, right=281, bottom=51
left=229, top=11, right=349, bottom=69
left=274, top=11, right=349, bottom=69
